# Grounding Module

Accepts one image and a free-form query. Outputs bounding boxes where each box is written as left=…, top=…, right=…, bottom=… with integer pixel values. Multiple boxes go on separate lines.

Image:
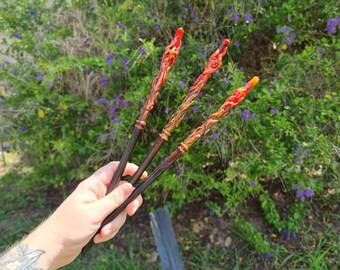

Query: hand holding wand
left=129, top=39, right=231, bottom=186
left=81, top=76, right=259, bottom=255
left=106, top=28, right=184, bottom=194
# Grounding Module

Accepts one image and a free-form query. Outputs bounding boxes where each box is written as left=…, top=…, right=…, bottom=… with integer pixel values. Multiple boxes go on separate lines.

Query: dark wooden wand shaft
left=130, top=39, right=230, bottom=186
left=81, top=76, right=259, bottom=255
left=106, top=28, right=184, bottom=194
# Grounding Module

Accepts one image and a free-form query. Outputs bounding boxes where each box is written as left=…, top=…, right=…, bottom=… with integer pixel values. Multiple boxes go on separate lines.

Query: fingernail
left=105, top=229, right=111, bottom=236
left=132, top=201, right=139, bottom=214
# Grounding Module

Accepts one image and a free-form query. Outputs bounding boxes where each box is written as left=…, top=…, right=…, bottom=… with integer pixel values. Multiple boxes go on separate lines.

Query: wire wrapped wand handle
left=81, top=76, right=259, bottom=255
left=106, top=28, right=184, bottom=194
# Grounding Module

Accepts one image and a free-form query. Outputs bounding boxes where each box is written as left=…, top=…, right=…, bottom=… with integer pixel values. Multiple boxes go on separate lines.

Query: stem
left=130, top=136, right=165, bottom=186
left=107, top=127, right=140, bottom=193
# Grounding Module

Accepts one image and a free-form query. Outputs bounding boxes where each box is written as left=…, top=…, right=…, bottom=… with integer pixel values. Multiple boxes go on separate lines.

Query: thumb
left=94, top=182, right=134, bottom=218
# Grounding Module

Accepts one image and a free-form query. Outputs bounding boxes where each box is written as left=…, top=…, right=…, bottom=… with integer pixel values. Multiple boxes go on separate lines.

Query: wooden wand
left=106, top=28, right=184, bottom=194
left=81, top=76, right=259, bottom=255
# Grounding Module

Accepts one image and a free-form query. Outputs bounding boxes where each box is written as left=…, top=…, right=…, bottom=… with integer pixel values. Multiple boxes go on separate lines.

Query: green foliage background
left=1, top=0, right=339, bottom=258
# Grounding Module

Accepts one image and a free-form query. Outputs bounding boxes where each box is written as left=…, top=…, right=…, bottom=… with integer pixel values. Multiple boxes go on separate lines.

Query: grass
left=1, top=155, right=339, bottom=269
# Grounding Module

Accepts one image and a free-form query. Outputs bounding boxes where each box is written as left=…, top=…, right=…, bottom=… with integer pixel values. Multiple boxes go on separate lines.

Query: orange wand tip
left=219, top=39, right=231, bottom=52
left=223, top=39, right=231, bottom=46
left=246, top=76, right=260, bottom=89
left=176, top=28, right=185, bottom=38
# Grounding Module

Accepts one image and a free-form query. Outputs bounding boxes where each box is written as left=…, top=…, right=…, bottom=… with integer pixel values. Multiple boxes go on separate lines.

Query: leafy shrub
left=1, top=0, right=339, bottom=257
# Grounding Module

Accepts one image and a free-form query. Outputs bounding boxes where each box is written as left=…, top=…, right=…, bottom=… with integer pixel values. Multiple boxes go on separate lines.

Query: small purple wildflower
left=250, top=181, right=256, bottom=187
left=295, top=156, right=301, bottom=163
left=101, top=75, right=108, bottom=88
left=110, top=119, right=122, bottom=124
left=122, top=68, right=128, bottom=75
left=36, top=71, right=45, bottom=82
left=290, top=32, right=296, bottom=39
left=5, top=60, right=11, bottom=66
left=285, top=37, right=292, bottom=45
left=296, top=190, right=304, bottom=197
left=139, top=47, right=146, bottom=55
left=299, top=195, right=305, bottom=201
left=19, top=127, right=26, bottom=132
left=218, top=218, right=224, bottom=224
left=47, top=81, right=53, bottom=88
left=281, top=230, right=288, bottom=237
left=261, top=253, right=271, bottom=260
left=29, top=8, right=36, bottom=16
left=176, top=169, right=183, bottom=176
left=234, top=41, right=240, bottom=48
left=191, top=12, right=197, bottom=19
left=223, top=77, right=230, bottom=85
left=181, top=14, right=187, bottom=20
left=97, top=135, right=106, bottom=142
left=96, top=98, right=109, bottom=104
left=270, top=108, right=279, bottom=114
left=10, top=69, right=18, bottom=74
left=232, top=12, right=239, bottom=22
left=209, top=210, right=215, bottom=216
left=192, top=107, right=199, bottom=114
left=200, top=51, right=206, bottom=59
left=85, top=39, right=91, bottom=46
left=291, top=233, right=297, bottom=239
left=36, top=32, right=42, bottom=41
left=106, top=53, right=114, bottom=66
left=109, top=106, right=116, bottom=116
left=118, top=21, right=123, bottom=29
left=164, top=107, right=170, bottom=114
left=179, top=80, right=185, bottom=88
left=212, top=133, right=219, bottom=139
left=140, top=98, right=145, bottom=103
left=325, top=18, right=338, bottom=34
left=83, top=69, right=88, bottom=77
left=14, top=33, right=23, bottom=40
left=122, top=57, right=129, bottom=66
left=114, top=97, right=122, bottom=105
left=242, top=109, right=249, bottom=119
left=304, top=187, right=313, bottom=198
left=226, top=7, right=234, bottom=16
left=238, top=67, right=244, bottom=71
left=293, top=184, right=299, bottom=190
left=250, top=113, right=255, bottom=119
left=299, top=150, right=308, bottom=158
left=244, top=13, right=253, bottom=23
left=317, top=46, right=322, bottom=55
left=122, top=101, right=130, bottom=108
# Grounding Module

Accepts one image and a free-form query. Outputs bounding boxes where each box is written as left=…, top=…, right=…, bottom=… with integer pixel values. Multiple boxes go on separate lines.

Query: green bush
left=1, top=0, right=339, bottom=257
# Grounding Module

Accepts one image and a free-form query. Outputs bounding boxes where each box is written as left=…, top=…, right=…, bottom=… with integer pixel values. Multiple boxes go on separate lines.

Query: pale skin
left=0, top=162, right=146, bottom=269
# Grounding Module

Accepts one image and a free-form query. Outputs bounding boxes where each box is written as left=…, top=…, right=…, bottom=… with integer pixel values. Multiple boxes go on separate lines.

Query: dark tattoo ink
left=0, top=244, right=45, bottom=270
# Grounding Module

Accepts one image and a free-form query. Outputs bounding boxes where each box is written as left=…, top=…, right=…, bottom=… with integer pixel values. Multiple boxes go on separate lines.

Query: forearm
left=0, top=219, right=64, bottom=270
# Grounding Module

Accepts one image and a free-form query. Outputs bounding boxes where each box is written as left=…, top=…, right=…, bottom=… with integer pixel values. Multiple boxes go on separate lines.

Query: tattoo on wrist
left=0, top=244, right=45, bottom=270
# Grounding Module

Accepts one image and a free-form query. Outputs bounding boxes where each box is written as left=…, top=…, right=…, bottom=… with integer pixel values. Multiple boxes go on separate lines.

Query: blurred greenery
left=0, top=0, right=339, bottom=269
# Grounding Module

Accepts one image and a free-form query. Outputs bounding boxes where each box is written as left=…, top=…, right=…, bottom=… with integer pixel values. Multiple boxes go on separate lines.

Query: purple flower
left=122, top=101, right=130, bottom=108
left=36, top=71, right=45, bottom=82
left=139, top=47, right=146, bottom=55
left=325, top=18, right=338, bottom=34
left=250, top=113, right=255, bottom=119
left=270, top=108, right=279, bottom=114
left=176, top=169, right=183, bottom=176
left=299, top=195, right=305, bottom=201
left=291, top=233, right=297, bottom=239
left=209, top=210, right=215, bottom=216
left=295, top=156, right=301, bottom=163
left=96, top=98, right=109, bottom=104
left=234, top=41, right=240, bottom=48
left=10, top=69, right=18, bottom=74
left=47, top=81, right=53, bottom=88
left=232, top=12, right=239, bottom=22
left=296, top=190, right=304, bottom=197
left=118, top=22, right=123, bottom=29
left=181, top=14, right=187, bottom=20
left=106, top=53, right=114, bottom=66
left=97, top=135, right=106, bottom=142
left=114, top=97, right=122, bottom=105
left=164, top=107, right=170, bottom=114
left=299, top=150, right=308, bottom=158
left=290, top=32, right=296, bottom=39
left=85, top=39, right=90, bottom=46
left=140, top=98, right=145, bottom=103
left=29, top=8, right=36, bottom=15
left=223, top=77, right=230, bottom=85
left=293, top=184, right=299, bottom=190
left=304, top=187, right=313, bottom=198
left=212, top=133, right=219, bottom=139
left=226, top=7, right=234, bottom=16
left=122, top=68, right=128, bottom=75
left=122, top=57, right=129, bottom=66
left=191, top=12, right=197, bottom=19
left=101, top=75, right=108, bottom=88
left=244, top=13, right=253, bottom=23
left=19, top=127, right=26, bottom=132
left=261, top=253, right=271, bottom=260
left=242, top=109, right=249, bottom=119
left=285, top=37, right=292, bottom=45
left=317, top=46, right=322, bottom=55
left=200, top=51, right=206, bottom=59
left=83, top=69, right=88, bottom=77
left=238, top=67, right=244, bottom=71
left=250, top=181, right=256, bottom=187
left=5, top=60, right=11, bottom=66
left=179, top=80, right=185, bottom=88
left=110, top=119, right=122, bottom=124
left=192, top=107, right=199, bottom=113
left=109, top=106, right=116, bottom=116
left=281, top=230, right=288, bottom=237
left=13, top=33, right=23, bottom=40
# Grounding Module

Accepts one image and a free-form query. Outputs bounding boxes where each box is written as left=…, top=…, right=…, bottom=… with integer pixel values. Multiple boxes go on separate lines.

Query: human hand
left=23, top=162, right=145, bottom=269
